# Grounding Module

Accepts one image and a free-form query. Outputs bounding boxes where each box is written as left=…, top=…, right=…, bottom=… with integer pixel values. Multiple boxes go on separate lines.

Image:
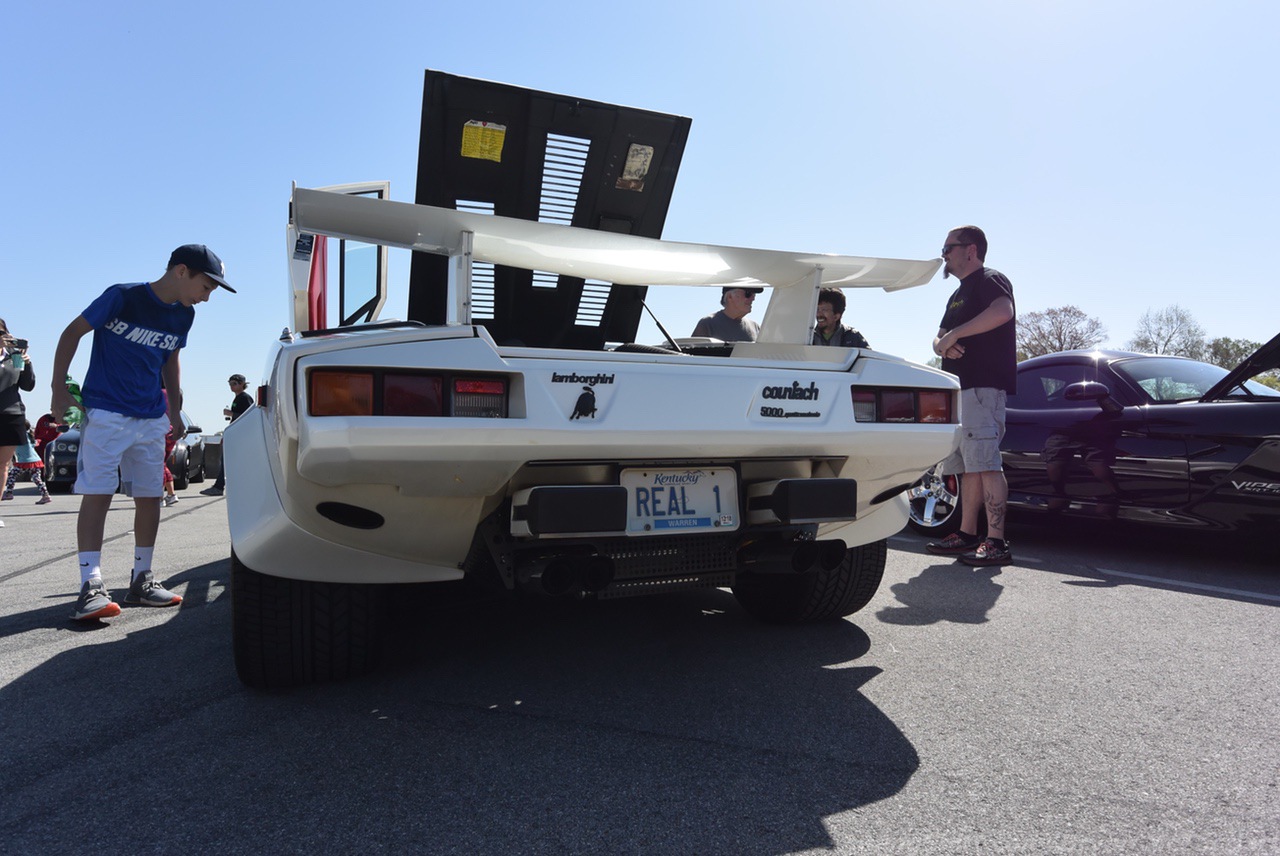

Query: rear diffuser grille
left=598, top=573, right=736, bottom=600
left=595, top=532, right=739, bottom=599
left=603, top=532, right=739, bottom=576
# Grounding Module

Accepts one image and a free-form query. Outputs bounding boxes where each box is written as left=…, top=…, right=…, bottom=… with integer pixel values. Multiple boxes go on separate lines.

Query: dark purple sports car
left=908, top=333, right=1280, bottom=534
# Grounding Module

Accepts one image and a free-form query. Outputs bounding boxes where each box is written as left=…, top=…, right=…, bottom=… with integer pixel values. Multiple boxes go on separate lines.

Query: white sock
left=79, top=552, right=102, bottom=586
left=133, top=546, right=155, bottom=582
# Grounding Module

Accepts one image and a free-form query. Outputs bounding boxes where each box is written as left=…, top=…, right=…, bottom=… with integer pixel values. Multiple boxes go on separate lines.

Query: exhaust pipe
left=516, top=554, right=615, bottom=596
left=582, top=556, right=615, bottom=592
left=736, top=539, right=820, bottom=574
left=816, top=539, right=848, bottom=571
left=516, top=557, right=583, bottom=596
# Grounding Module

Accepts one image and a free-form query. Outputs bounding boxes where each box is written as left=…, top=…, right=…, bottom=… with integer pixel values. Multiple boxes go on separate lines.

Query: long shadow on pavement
left=1, top=575, right=917, bottom=855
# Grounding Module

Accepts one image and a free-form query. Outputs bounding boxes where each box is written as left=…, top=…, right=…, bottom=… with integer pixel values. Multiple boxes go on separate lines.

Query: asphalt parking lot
left=1, top=485, right=1276, bottom=854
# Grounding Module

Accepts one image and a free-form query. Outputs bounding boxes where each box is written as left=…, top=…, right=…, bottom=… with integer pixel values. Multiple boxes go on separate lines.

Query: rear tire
left=732, top=539, right=887, bottom=624
left=232, top=551, right=383, bottom=689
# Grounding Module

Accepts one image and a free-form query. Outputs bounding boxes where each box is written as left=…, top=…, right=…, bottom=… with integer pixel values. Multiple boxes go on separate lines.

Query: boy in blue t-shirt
left=50, top=245, right=236, bottom=621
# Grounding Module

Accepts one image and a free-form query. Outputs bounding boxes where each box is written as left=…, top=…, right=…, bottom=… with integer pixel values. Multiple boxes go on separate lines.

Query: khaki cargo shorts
left=939, top=387, right=1006, bottom=475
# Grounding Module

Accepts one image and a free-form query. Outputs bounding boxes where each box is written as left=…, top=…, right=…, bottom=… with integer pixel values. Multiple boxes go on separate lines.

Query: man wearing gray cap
left=50, top=244, right=235, bottom=621
left=691, top=286, right=762, bottom=342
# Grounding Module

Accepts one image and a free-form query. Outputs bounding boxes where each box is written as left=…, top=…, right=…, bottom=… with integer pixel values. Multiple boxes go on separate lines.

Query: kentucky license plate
left=621, top=467, right=739, bottom=535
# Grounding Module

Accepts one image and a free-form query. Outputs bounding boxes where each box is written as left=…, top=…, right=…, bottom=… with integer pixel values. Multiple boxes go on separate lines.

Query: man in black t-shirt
left=202, top=373, right=253, bottom=496
left=927, top=226, right=1016, bottom=567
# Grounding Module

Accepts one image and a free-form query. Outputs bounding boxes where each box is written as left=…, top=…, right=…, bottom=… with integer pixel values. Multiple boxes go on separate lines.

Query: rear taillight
left=916, top=390, right=952, bottom=423
left=384, top=374, right=443, bottom=416
left=311, top=371, right=374, bottom=416
left=453, top=378, right=508, bottom=418
left=309, top=370, right=507, bottom=418
left=851, top=388, right=954, bottom=423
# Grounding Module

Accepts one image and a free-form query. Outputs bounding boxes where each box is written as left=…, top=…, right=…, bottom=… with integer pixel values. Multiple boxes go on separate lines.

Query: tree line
left=1014, top=304, right=1278, bottom=388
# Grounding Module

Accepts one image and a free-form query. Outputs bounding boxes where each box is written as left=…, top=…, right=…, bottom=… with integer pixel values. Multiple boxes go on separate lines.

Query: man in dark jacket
left=812, top=287, right=870, bottom=348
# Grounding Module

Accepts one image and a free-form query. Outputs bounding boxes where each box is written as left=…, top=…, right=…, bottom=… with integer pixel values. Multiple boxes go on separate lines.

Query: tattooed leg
left=983, top=471, right=1009, bottom=541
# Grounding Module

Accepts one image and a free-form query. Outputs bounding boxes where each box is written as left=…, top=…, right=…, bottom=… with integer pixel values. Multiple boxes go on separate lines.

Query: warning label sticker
left=461, top=120, right=506, bottom=163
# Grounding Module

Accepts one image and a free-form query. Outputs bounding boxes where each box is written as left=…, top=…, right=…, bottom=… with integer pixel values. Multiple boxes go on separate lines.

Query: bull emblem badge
left=570, top=386, right=597, bottom=420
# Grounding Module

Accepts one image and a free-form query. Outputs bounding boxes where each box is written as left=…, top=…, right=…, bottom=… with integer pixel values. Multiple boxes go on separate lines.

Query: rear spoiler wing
left=290, top=185, right=942, bottom=345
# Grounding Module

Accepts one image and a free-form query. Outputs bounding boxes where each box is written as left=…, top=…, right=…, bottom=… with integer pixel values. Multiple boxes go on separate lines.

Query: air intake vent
left=538, top=134, right=589, bottom=225
left=574, top=279, right=612, bottom=327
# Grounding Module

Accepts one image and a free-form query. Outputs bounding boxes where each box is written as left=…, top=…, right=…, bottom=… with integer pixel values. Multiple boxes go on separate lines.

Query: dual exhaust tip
left=517, top=555, right=615, bottom=597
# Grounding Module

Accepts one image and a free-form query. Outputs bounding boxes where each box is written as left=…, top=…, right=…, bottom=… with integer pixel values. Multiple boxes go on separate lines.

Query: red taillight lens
left=917, top=390, right=952, bottom=423
left=453, top=378, right=508, bottom=418
left=851, top=387, right=954, bottom=424
left=309, top=370, right=509, bottom=417
left=384, top=374, right=443, bottom=416
left=455, top=379, right=505, bottom=396
left=310, top=370, right=373, bottom=416
left=881, top=390, right=916, bottom=422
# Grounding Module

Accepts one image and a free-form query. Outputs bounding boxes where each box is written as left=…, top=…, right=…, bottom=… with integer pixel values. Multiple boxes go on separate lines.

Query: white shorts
left=75, top=408, right=169, bottom=497
left=939, top=388, right=1006, bottom=475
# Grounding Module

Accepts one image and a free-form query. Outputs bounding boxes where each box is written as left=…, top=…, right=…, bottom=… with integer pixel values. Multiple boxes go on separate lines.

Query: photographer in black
left=201, top=373, right=253, bottom=496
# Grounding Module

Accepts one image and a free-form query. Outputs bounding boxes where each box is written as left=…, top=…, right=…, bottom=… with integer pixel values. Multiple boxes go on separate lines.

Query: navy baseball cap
left=168, top=244, right=236, bottom=293
left=722, top=286, right=764, bottom=295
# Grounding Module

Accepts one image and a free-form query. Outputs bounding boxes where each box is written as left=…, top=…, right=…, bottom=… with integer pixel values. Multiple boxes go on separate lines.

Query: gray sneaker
left=72, top=578, right=122, bottom=621
left=124, top=570, right=183, bottom=607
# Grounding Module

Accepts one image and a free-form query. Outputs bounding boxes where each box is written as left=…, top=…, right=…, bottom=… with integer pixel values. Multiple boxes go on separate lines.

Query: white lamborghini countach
left=225, top=72, right=958, bottom=688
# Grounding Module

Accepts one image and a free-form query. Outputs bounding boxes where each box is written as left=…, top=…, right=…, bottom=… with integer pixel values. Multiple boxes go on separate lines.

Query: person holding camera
left=201, top=373, right=252, bottom=497
left=0, top=319, right=37, bottom=528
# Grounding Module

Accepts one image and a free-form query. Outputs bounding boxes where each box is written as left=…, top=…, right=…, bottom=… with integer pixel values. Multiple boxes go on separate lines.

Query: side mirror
left=1064, top=381, right=1109, bottom=401
left=1064, top=381, right=1123, bottom=413
left=57, top=424, right=70, bottom=434
left=187, top=424, right=202, bottom=434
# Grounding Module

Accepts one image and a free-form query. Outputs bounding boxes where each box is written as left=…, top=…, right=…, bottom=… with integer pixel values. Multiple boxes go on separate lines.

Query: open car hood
left=1202, top=331, right=1280, bottom=400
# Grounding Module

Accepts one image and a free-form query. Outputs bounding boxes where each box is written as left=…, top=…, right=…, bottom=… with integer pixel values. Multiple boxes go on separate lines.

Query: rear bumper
left=226, top=409, right=466, bottom=584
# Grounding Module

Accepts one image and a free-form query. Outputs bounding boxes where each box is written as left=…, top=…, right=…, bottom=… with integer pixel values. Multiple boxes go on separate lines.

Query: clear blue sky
left=3, top=0, right=1276, bottom=429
